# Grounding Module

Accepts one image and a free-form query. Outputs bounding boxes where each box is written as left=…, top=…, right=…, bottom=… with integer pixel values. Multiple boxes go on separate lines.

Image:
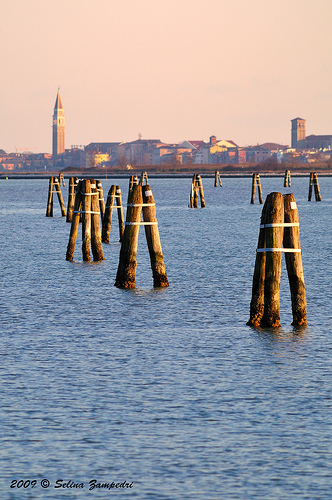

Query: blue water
left=0, top=176, right=331, bottom=499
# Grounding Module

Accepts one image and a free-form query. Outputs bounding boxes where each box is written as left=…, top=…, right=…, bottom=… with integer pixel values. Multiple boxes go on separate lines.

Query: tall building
left=52, top=89, right=65, bottom=157
left=291, top=117, right=306, bottom=150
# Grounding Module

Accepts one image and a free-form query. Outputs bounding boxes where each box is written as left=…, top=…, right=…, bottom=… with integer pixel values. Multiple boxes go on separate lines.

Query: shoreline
left=1, top=171, right=332, bottom=180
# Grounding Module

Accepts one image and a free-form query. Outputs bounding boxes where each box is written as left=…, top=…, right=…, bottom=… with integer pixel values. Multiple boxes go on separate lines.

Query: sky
left=1, top=0, right=331, bottom=153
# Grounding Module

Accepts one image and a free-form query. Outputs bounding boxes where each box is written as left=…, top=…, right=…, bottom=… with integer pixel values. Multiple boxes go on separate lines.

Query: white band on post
left=125, top=221, right=158, bottom=226
left=260, top=223, right=299, bottom=228
left=257, top=248, right=302, bottom=253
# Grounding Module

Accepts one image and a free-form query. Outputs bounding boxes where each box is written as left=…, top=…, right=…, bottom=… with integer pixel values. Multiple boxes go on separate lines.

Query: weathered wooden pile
left=46, top=176, right=66, bottom=217
left=250, top=173, right=263, bottom=204
left=115, top=173, right=168, bottom=289
left=308, top=172, right=322, bottom=201
left=66, top=178, right=104, bottom=262
left=247, top=192, right=306, bottom=327
left=188, top=174, right=205, bottom=208
left=47, top=172, right=168, bottom=288
left=284, top=169, right=291, bottom=187
left=214, top=170, right=222, bottom=187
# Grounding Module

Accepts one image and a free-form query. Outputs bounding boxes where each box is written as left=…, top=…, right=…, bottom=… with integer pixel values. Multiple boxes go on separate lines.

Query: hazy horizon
left=1, top=0, right=331, bottom=154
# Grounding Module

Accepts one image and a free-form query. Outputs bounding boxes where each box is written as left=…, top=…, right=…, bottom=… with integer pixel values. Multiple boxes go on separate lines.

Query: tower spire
left=52, top=89, right=65, bottom=157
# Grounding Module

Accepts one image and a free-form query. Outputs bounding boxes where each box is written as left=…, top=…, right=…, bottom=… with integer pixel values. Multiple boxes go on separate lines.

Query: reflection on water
left=251, top=325, right=310, bottom=342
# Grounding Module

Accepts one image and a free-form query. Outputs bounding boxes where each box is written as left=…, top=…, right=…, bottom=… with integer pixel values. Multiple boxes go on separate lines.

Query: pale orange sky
left=1, top=0, right=331, bottom=153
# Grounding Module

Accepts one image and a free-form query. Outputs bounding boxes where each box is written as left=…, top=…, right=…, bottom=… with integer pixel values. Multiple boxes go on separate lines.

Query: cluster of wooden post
left=46, top=176, right=66, bottom=217
left=250, top=173, right=263, bottom=204
left=102, top=185, right=125, bottom=243
left=308, top=172, right=321, bottom=201
left=247, top=192, right=306, bottom=328
left=284, top=170, right=291, bottom=187
left=115, top=179, right=169, bottom=289
left=214, top=171, right=222, bottom=187
left=189, top=174, right=205, bottom=208
left=66, top=179, right=104, bottom=262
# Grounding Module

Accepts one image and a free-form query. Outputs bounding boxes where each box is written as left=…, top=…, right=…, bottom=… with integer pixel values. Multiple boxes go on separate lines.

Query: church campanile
left=52, top=88, right=65, bottom=157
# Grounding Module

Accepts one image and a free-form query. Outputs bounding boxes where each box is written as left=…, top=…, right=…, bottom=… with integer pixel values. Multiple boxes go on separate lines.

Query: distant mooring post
left=214, top=170, right=222, bottom=187
left=284, top=170, right=291, bottom=187
left=59, top=172, right=65, bottom=187
left=250, top=173, right=263, bottom=204
left=102, top=185, right=125, bottom=243
left=308, top=172, right=321, bottom=201
left=46, top=176, right=66, bottom=217
left=66, top=176, right=79, bottom=223
left=115, top=183, right=169, bottom=289
left=247, top=192, right=306, bottom=327
left=189, top=174, right=205, bottom=208
left=66, top=179, right=104, bottom=262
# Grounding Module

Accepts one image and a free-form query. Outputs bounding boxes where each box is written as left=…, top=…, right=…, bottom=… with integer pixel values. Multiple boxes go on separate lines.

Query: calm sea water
left=0, top=175, right=331, bottom=500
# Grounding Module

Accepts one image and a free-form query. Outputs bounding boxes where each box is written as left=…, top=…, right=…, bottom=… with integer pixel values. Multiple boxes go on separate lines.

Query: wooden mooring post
left=46, top=176, right=66, bottom=217
left=139, top=171, right=149, bottom=185
left=66, top=177, right=79, bottom=223
left=142, top=184, right=169, bottom=287
left=214, top=170, right=222, bottom=187
left=115, top=184, right=143, bottom=288
left=96, top=180, right=105, bottom=219
left=127, top=175, right=139, bottom=205
left=116, top=186, right=125, bottom=242
left=308, top=172, right=322, bottom=201
left=247, top=192, right=306, bottom=327
left=189, top=174, right=205, bottom=208
left=313, top=172, right=321, bottom=201
left=308, top=172, right=314, bottom=201
left=284, top=170, right=291, bottom=187
left=65, top=179, right=104, bottom=262
left=59, top=172, right=65, bottom=186
left=283, top=194, right=307, bottom=326
left=250, top=173, right=263, bottom=204
left=115, top=183, right=169, bottom=289
left=102, top=185, right=125, bottom=243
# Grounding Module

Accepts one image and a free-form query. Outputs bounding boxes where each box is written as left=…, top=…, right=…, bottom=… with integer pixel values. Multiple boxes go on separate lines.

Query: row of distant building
left=1, top=91, right=332, bottom=172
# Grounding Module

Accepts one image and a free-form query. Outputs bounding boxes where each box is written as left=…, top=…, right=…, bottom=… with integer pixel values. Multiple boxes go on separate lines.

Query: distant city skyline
left=1, top=0, right=331, bottom=154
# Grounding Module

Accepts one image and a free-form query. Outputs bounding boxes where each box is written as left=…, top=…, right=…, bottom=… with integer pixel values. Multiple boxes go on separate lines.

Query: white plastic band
left=145, top=190, right=153, bottom=197
left=116, top=189, right=121, bottom=194
left=290, top=202, right=297, bottom=209
left=125, top=221, right=158, bottom=226
left=90, top=184, right=96, bottom=189
left=260, top=223, right=299, bottom=228
left=127, top=203, right=155, bottom=207
left=80, top=192, right=98, bottom=196
left=257, top=248, right=302, bottom=253
left=74, top=210, right=100, bottom=214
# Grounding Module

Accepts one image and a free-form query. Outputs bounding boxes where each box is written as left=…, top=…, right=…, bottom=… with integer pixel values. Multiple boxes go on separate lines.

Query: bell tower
left=52, top=88, right=65, bottom=157
left=291, top=117, right=306, bottom=150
